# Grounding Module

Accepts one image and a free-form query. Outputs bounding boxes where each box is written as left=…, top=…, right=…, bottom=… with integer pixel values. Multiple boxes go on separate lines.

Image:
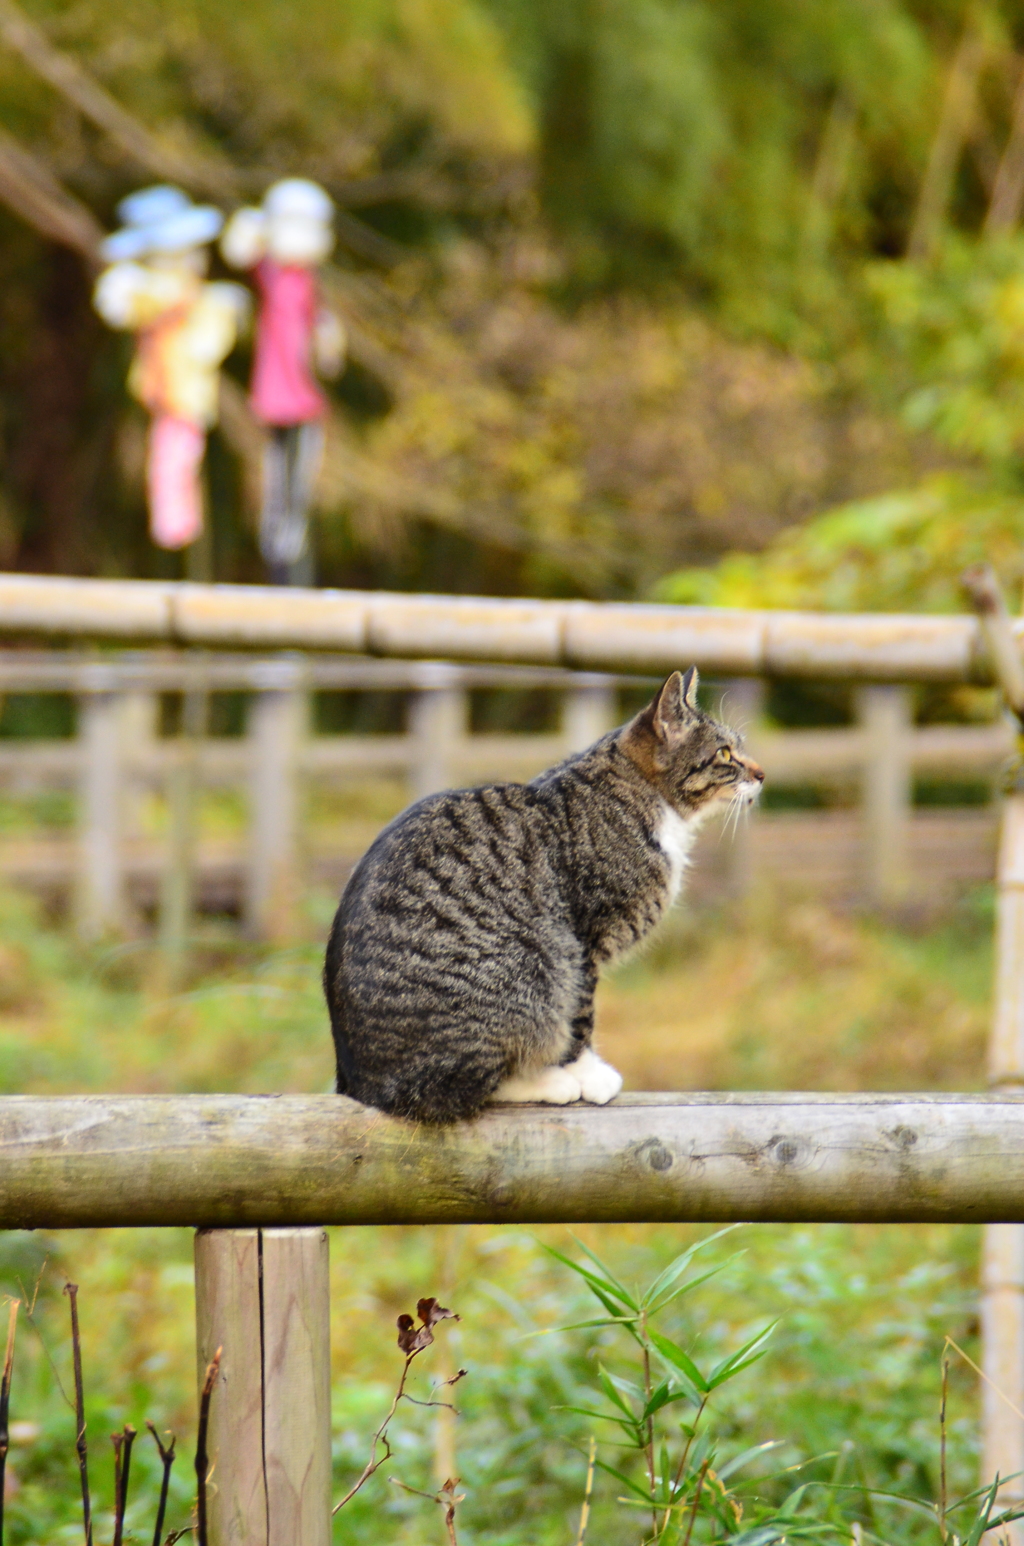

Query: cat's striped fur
left=323, top=667, right=763, bottom=1123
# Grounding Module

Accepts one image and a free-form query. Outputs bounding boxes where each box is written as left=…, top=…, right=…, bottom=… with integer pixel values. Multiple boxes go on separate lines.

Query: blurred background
left=0, top=4, right=1020, bottom=1542
left=2, top=0, right=1024, bottom=605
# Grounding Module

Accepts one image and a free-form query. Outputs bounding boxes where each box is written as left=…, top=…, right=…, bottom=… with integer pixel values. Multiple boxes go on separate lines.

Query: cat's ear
left=653, top=669, right=699, bottom=741
left=621, top=669, right=699, bottom=773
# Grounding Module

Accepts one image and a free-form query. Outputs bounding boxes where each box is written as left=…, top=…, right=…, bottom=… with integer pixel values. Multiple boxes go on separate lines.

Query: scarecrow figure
left=93, top=185, right=247, bottom=554
left=221, top=178, right=345, bottom=586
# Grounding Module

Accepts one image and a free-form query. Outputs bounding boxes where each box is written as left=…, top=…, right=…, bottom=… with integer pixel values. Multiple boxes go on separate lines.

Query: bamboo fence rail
left=0, top=1092, right=1021, bottom=1229
left=0, top=572, right=1009, bottom=681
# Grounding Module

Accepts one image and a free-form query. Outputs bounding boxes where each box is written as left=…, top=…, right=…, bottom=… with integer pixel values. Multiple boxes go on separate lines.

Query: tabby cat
left=324, top=667, right=763, bottom=1123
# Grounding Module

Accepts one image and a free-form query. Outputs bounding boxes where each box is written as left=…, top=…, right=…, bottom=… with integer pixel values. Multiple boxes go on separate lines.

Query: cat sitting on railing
left=323, top=668, right=764, bottom=1124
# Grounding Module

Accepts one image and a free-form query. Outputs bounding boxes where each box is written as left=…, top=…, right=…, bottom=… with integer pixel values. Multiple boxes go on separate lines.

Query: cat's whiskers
left=725, top=784, right=756, bottom=842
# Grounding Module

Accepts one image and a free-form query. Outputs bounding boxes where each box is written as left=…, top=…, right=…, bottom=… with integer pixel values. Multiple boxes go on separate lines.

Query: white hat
left=263, top=179, right=334, bottom=223
left=101, top=185, right=224, bottom=262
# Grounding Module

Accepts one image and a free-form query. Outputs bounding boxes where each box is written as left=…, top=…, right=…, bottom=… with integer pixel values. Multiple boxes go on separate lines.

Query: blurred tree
left=2, top=0, right=1024, bottom=597
left=654, top=232, right=1024, bottom=613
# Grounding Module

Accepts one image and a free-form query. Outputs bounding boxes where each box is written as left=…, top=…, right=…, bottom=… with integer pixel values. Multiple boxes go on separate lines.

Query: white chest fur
left=656, top=802, right=698, bottom=903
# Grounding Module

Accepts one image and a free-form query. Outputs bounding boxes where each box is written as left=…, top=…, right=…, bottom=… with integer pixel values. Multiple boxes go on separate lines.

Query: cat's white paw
left=568, top=1047, right=624, bottom=1105
left=491, top=1064, right=583, bottom=1105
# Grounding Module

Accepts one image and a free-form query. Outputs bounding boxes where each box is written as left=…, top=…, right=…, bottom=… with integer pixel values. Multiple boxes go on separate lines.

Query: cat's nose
left=740, top=756, right=764, bottom=783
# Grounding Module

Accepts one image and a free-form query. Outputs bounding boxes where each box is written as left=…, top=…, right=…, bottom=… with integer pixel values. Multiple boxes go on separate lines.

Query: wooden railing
left=1, top=1091, right=1021, bottom=1229
left=0, top=571, right=1009, bottom=678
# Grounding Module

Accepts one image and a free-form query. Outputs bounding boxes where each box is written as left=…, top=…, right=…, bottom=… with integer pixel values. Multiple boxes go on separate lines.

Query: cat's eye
left=717, top=747, right=733, bottom=763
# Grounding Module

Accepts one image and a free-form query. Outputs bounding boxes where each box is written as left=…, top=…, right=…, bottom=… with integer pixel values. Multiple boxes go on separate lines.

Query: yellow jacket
left=94, top=263, right=247, bottom=428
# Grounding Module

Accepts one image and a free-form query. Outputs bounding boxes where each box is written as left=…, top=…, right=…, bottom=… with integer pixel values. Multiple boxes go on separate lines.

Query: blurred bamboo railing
left=0, top=571, right=1010, bottom=680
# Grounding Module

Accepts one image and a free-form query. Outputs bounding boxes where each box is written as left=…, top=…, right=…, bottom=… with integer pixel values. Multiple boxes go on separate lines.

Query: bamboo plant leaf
left=646, top=1260, right=734, bottom=1318
left=593, top=1454, right=657, bottom=1502
left=640, top=1227, right=739, bottom=1311
left=642, top=1381, right=693, bottom=1421
left=566, top=1237, right=640, bottom=1311
left=963, top=1477, right=1001, bottom=1546
left=649, top=1330, right=709, bottom=1393
left=723, top=1526, right=786, bottom=1546
left=716, top=1441, right=786, bottom=1482
left=542, top=1246, right=636, bottom=1315
left=777, top=1482, right=809, bottom=1517
left=544, top=1316, right=639, bottom=1334
left=707, top=1323, right=778, bottom=1389
left=554, top=1405, right=642, bottom=1436
left=599, top=1365, right=644, bottom=1409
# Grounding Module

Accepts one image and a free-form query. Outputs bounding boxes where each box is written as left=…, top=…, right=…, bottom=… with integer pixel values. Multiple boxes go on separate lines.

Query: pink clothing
left=147, top=414, right=205, bottom=549
left=250, top=258, right=325, bottom=426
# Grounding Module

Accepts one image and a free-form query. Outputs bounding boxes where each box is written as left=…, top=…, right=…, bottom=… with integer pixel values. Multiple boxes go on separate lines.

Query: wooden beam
left=1, top=1093, right=1024, bottom=1228
left=0, top=573, right=1002, bottom=682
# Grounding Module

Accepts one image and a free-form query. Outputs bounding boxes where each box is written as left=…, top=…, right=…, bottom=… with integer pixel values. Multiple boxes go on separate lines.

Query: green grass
left=0, top=881, right=997, bottom=1543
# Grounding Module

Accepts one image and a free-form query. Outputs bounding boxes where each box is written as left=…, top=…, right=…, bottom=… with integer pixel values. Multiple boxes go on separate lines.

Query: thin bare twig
left=111, top=1433, right=124, bottom=1544
left=939, top=1355, right=949, bottom=1544
left=662, top=1395, right=709, bottom=1537
left=16, top=1264, right=72, bottom=1414
left=147, top=1423, right=177, bottom=1546
left=439, top=1476, right=462, bottom=1546
left=0, top=1299, right=19, bottom=1546
left=390, top=1475, right=464, bottom=1545
left=680, top=1458, right=711, bottom=1546
left=575, top=1436, right=596, bottom=1546
left=63, top=1283, right=92, bottom=1546
left=112, top=1424, right=136, bottom=1546
left=334, top=1299, right=459, bottom=1515
left=195, top=1348, right=221, bottom=1546
left=0, top=0, right=238, bottom=200
left=945, top=1335, right=1024, bottom=1420
left=332, top=1354, right=409, bottom=1512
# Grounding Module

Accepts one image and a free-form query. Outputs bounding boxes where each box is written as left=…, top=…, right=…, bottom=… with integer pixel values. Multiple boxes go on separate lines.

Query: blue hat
left=101, top=185, right=224, bottom=262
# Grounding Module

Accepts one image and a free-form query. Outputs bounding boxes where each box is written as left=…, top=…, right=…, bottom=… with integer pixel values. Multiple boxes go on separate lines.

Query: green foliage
left=655, top=233, right=1024, bottom=613
left=543, top=1235, right=1018, bottom=1546
left=868, top=235, right=1024, bottom=467
left=547, top=1231, right=788, bottom=1546
left=481, top=0, right=934, bottom=314
left=654, top=476, right=1024, bottom=613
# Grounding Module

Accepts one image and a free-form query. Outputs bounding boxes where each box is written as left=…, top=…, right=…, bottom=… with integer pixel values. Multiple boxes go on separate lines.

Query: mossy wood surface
left=0, top=1092, right=1022, bottom=1227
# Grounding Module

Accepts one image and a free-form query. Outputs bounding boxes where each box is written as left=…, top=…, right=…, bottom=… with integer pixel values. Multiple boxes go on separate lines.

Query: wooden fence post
left=856, top=684, right=913, bottom=907
left=245, top=659, right=306, bottom=942
left=75, top=666, right=124, bottom=940
left=194, top=1229, right=267, bottom=1545
left=158, top=685, right=206, bottom=976
left=408, top=663, right=468, bottom=801
left=261, top=1229, right=332, bottom=1545
left=195, top=1226, right=331, bottom=1546
left=562, top=677, right=616, bottom=752
left=983, top=791, right=1024, bottom=1527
